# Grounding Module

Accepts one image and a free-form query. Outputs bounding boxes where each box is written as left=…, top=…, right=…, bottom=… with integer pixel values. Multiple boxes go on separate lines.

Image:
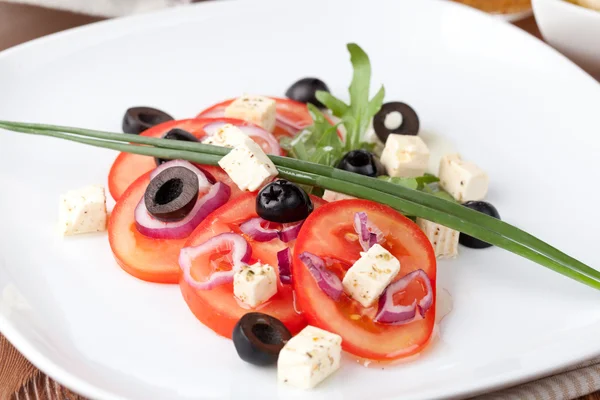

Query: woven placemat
left=0, top=2, right=598, bottom=400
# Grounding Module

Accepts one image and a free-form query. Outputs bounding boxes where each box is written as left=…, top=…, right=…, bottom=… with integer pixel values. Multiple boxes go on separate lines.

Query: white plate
left=1, top=0, right=600, bottom=399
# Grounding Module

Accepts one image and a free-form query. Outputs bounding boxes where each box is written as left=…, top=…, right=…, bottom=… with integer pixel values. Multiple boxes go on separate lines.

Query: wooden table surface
left=0, top=2, right=597, bottom=399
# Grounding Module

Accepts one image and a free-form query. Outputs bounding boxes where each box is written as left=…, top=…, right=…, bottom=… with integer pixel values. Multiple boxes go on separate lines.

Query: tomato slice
left=108, top=117, right=276, bottom=201
left=292, top=200, right=437, bottom=361
left=196, top=97, right=313, bottom=139
left=109, top=164, right=240, bottom=284
left=109, top=119, right=208, bottom=201
left=180, top=193, right=326, bottom=338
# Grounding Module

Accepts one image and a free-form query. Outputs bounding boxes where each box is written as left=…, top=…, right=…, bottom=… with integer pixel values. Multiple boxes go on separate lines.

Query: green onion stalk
left=0, top=120, right=598, bottom=290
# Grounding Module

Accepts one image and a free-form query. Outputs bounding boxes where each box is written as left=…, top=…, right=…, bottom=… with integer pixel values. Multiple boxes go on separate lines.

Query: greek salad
left=55, top=44, right=500, bottom=390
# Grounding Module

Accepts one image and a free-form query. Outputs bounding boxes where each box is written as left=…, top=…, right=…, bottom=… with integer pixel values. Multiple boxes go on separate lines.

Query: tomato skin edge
left=108, top=172, right=184, bottom=284
left=107, top=118, right=255, bottom=201
left=108, top=164, right=243, bottom=284
left=177, top=193, right=327, bottom=339
left=180, top=278, right=307, bottom=339
left=292, top=199, right=437, bottom=361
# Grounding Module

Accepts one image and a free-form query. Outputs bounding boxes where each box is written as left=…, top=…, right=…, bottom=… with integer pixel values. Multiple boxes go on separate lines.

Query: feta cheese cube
left=322, top=190, right=355, bottom=202
left=218, top=137, right=278, bottom=191
left=233, top=263, right=277, bottom=308
left=380, top=134, right=429, bottom=178
left=342, top=244, right=401, bottom=308
left=58, top=185, right=107, bottom=236
left=201, top=123, right=248, bottom=148
left=224, top=95, right=277, bottom=132
left=278, top=325, right=342, bottom=389
left=438, top=154, right=489, bottom=202
left=417, top=218, right=459, bottom=259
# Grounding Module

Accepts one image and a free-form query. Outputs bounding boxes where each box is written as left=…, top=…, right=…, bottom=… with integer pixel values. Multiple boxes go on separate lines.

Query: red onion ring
left=149, top=160, right=208, bottom=182
left=277, top=248, right=292, bottom=285
left=240, top=218, right=280, bottom=242
left=275, top=113, right=310, bottom=133
left=353, top=211, right=385, bottom=251
left=197, top=104, right=307, bottom=137
left=374, top=269, right=434, bottom=325
left=239, top=218, right=304, bottom=243
left=299, top=252, right=342, bottom=301
left=279, top=221, right=304, bottom=243
left=152, top=159, right=217, bottom=184
left=203, top=121, right=282, bottom=156
left=179, top=233, right=252, bottom=290
left=135, top=161, right=231, bottom=239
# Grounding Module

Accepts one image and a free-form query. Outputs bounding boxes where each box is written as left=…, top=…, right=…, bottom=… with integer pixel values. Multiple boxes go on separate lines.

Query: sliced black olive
left=336, top=149, right=384, bottom=177
left=144, top=166, right=199, bottom=222
left=155, top=128, right=199, bottom=166
left=122, top=106, right=174, bottom=135
left=373, top=102, right=420, bottom=142
left=459, top=201, right=501, bottom=249
left=285, top=78, right=330, bottom=108
left=256, top=180, right=313, bottom=223
left=232, top=312, right=292, bottom=366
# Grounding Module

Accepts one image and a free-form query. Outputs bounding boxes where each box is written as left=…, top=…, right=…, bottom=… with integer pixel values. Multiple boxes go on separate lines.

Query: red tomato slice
left=109, top=119, right=210, bottom=201
left=109, top=165, right=241, bottom=284
left=180, top=193, right=326, bottom=339
left=108, top=117, right=277, bottom=201
left=196, top=97, right=313, bottom=139
left=292, top=200, right=437, bottom=361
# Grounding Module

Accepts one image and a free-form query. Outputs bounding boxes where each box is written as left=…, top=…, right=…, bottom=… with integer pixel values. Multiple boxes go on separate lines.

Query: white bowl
left=533, top=0, right=600, bottom=77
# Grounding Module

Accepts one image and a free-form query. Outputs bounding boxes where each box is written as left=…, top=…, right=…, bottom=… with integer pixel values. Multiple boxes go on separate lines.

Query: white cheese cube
left=278, top=325, right=342, bottom=389
left=233, top=263, right=277, bottom=308
left=224, top=95, right=277, bottom=132
left=380, top=134, right=429, bottom=178
left=201, top=123, right=248, bottom=148
left=417, top=218, right=459, bottom=259
left=58, top=185, right=107, bottom=236
left=342, top=244, right=401, bottom=308
left=218, top=137, right=278, bottom=191
left=322, top=190, right=355, bottom=202
left=438, top=154, right=489, bottom=202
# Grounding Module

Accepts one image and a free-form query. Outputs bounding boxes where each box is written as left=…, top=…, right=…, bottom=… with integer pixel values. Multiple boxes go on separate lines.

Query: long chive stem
left=0, top=120, right=590, bottom=278
left=1, top=121, right=598, bottom=289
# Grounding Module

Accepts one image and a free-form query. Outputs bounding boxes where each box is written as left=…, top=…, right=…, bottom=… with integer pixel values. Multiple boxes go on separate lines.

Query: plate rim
left=1, top=0, right=600, bottom=399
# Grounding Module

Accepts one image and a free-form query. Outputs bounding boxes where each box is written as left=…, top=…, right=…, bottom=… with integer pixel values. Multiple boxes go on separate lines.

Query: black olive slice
left=144, top=166, right=199, bottom=222
left=155, top=128, right=199, bottom=166
left=232, top=312, right=292, bottom=366
left=285, top=78, right=330, bottom=108
left=122, top=106, right=174, bottom=135
left=459, top=201, right=501, bottom=249
left=256, top=180, right=313, bottom=223
left=373, top=102, right=420, bottom=142
left=336, top=149, right=384, bottom=177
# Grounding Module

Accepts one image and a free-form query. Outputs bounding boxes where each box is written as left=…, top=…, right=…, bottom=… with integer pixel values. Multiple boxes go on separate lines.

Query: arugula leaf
left=315, top=92, right=348, bottom=117
left=378, top=174, right=440, bottom=190
left=315, top=43, right=385, bottom=152
left=378, top=176, right=419, bottom=190
left=378, top=176, right=454, bottom=217
left=281, top=104, right=343, bottom=168
left=280, top=43, right=386, bottom=195
left=422, top=182, right=458, bottom=202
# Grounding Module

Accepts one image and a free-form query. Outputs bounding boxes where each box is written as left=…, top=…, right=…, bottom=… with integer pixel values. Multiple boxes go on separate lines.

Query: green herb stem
left=0, top=121, right=600, bottom=276
left=1, top=120, right=598, bottom=290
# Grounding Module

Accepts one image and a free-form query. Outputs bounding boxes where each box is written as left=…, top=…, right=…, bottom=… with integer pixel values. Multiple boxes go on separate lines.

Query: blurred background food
left=567, top=0, right=600, bottom=10
left=453, top=0, right=531, bottom=13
